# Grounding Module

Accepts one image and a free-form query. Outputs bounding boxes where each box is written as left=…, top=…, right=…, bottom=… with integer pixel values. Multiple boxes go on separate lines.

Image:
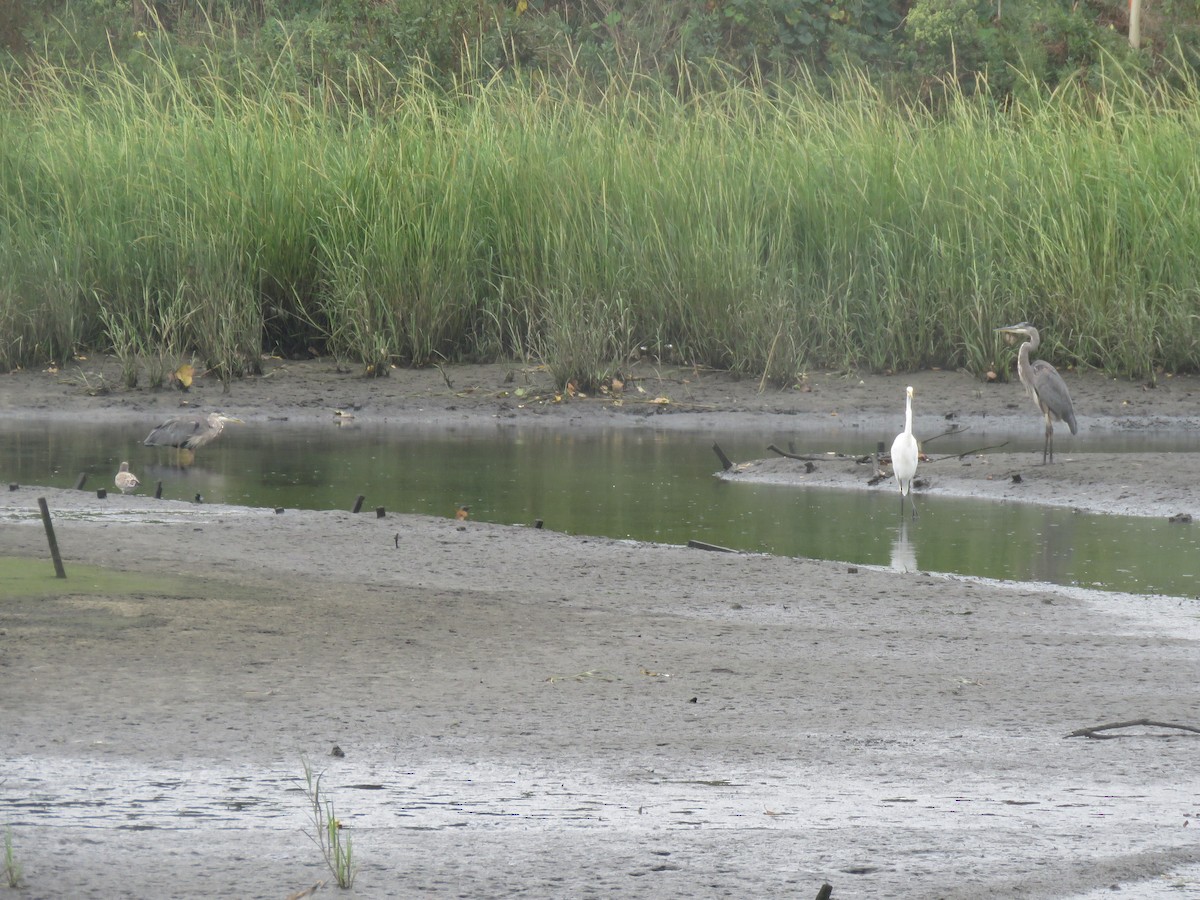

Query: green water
left=2, top=421, right=1198, bottom=598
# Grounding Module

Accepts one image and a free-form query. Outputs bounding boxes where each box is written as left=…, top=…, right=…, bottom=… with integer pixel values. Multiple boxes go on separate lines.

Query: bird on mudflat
left=996, top=323, right=1077, bottom=464
left=890, top=385, right=919, bottom=520
left=144, top=412, right=243, bottom=451
left=114, top=461, right=140, bottom=494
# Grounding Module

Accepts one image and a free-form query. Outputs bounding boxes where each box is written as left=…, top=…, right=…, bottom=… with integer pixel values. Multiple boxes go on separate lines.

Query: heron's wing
left=144, top=416, right=203, bottom=447
left=1029, top=361, right=1077, bottom=431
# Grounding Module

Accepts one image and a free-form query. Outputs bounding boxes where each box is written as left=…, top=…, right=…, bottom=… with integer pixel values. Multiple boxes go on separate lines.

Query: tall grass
left=2, top=50, right=1199, bottom=385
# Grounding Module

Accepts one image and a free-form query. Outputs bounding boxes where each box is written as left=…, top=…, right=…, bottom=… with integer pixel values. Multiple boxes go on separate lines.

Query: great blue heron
left=996, top=323, right=1078, bottom=464
left=114, top=461, right=140, bottom=494
left=890, top=385, right=919, bottom=520
left=144, top=412, right=243, bottom=450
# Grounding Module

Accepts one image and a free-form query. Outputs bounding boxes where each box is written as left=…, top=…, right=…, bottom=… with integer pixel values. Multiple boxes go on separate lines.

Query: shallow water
left=2, top=421, right=1198, bottom=598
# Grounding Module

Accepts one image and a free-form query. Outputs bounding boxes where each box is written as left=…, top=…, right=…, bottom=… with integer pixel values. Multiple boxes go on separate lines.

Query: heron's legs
left=1043, top=414, right=1054, bottom=464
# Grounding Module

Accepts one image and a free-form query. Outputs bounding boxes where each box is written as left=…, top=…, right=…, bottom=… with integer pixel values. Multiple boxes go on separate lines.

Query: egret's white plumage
left=890, top=385, right=919, bottom=520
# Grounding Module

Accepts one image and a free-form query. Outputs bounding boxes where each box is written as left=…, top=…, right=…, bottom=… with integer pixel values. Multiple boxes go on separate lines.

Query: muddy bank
left=1, top=360, right=1200, bottom=898
left=723, top=449, right=1200, bottom=520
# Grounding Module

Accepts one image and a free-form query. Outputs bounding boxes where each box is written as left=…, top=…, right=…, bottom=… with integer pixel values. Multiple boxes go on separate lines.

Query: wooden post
left=352, top=495, right=365, bottom=513
left=73, top=473, right=88, bottom=490
left=1129, top=0, right=1141, bottom=48
left=37, top=497, right=67, bottom=578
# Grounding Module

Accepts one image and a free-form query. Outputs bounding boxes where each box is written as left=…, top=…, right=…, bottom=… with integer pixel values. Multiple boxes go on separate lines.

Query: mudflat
left=2, top=358, right=1199, bottom=899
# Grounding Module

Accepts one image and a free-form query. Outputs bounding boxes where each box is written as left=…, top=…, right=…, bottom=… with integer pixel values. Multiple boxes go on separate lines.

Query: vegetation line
left=2, top=48, right=1200, bottom=387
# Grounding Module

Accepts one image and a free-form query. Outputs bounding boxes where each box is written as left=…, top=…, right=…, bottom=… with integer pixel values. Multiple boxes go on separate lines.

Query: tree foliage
left=3, top=0, right=1200, bottom=101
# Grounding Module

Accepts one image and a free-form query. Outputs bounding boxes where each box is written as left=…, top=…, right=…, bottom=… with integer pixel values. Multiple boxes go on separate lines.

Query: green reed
left=2, top=50, right=1199, bottom=385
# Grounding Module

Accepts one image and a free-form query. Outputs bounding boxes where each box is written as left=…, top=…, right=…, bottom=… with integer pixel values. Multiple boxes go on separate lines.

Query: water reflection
left=1, top=421, right=1199, bottom=598
left=890, top=520, right=917, bottom=573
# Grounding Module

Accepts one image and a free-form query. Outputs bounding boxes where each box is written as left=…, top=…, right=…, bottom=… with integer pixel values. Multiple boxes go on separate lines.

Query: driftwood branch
left=767, top=444, right=842, bottom=462
left=929, top=440, right=1009, bottom=462
left=1065, top=718, right=1200, bottom=739
left=687, top=539, right=738, bottom=553
left=712, top=442, right=734, bottom=470
left=919, top=424, right=970, bottom=446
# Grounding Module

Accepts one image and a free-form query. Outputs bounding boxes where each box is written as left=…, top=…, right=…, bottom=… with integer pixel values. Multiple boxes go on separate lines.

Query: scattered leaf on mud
left=173, top=363, right=194, bottom=389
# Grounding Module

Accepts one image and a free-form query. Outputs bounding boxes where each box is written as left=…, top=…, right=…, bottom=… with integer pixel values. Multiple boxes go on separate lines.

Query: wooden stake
left=73, top=473, right=88, bottom=490
left=37, top=497, right=67, bottom=578
left=352, top=495, right=365, bottom=514
left=154, top=481, right=163, bottom=499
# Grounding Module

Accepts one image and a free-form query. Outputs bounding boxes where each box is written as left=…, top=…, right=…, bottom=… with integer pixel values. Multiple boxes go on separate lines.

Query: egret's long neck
left=904, top=394, right=913, bottom=436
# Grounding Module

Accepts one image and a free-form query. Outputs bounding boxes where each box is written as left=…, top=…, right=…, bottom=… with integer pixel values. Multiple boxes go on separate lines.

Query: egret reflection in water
left=890, top=520, right=917, bottom=573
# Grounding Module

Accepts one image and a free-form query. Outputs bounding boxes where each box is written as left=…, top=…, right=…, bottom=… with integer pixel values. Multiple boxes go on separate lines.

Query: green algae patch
left=0, top=557, right=199, bottom=601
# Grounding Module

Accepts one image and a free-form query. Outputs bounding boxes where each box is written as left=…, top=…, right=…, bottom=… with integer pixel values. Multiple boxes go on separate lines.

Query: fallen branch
left=919, top=423, right=970, bottom=446
left=687, top=539, right=738, bottom=553
left=766, top=444, right=856, bottom=463
left=929, top=440, right=1009, bottom=462
left=712, top=442, right=734, bottom=471
left=1065, top=718, right=1200, bottom=739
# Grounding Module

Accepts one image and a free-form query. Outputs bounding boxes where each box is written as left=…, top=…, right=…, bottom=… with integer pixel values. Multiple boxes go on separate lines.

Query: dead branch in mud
left=712, top=442, right=734, bottom=470
left=1065, top=718, right=1200, bottom=739
left=919, top=424, right=969, bottom=446
left=766, top=444, right=855, bottom=463
left=928, top=440, right=1010, bottom=461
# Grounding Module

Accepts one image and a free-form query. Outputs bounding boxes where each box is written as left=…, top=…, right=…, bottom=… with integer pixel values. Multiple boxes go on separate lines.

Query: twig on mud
left=285, top=881, right=328, bottom=900
left=919, top=424, right=970, bottom=446
left=766, top=444, right=852, bottom=463
left=1065, top=718, right=1200, bottom=739
left=928, top=440, right=1009, bottom=461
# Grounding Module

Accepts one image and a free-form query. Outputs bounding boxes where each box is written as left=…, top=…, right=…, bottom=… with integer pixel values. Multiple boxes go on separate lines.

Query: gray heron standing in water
left=996, top=322, right=1077, bottom=463
left=890, top=385, right=919, bottom=519
left=144, top=412, right=243, bottom=451
left=114, top=461, right=140, bottom=494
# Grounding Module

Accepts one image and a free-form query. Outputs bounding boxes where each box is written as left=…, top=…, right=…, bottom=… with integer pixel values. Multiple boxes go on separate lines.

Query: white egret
left=890, top=385, right=919, bottom=520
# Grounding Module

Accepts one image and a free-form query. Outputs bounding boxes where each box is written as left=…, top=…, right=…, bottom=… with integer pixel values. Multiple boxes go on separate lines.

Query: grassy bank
left=2, top=52, right=1199, bottom=388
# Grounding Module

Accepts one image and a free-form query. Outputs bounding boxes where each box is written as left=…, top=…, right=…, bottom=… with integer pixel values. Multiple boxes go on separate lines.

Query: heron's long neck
left=904, top=395, right=913, bottom=436
left=1017, top=340, right=1035, bottom=393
